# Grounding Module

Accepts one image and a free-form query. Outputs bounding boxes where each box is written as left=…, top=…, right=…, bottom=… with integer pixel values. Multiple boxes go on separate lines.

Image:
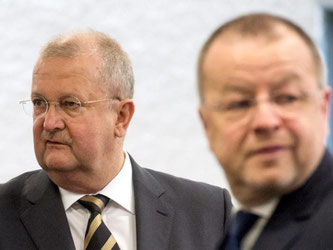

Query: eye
left=225, top=99, right=253, bottom=110
left=60, top=96, right=81, bottom=110
left=274, top=94, right=299, bottom=105
left=32, top=97, right=46, bottom=107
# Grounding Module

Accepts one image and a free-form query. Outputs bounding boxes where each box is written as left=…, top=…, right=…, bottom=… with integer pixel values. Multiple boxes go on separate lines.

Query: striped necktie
left=79, top=194, right=120, bottom=250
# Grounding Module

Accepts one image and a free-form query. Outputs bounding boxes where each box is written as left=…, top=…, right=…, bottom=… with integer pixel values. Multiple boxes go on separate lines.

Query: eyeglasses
left=19, top=95, right=120, bottom=118
left=204, top=91, right=320, bottom=121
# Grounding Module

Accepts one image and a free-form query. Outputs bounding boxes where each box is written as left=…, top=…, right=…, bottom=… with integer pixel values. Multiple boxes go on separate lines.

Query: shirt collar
left=59, top=151, right=135, bottom=214
left=235, top=198, right=279, bottom=219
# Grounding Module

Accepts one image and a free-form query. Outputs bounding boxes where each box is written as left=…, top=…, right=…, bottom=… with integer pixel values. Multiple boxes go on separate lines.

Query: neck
left=48, top=151, right=126, bottom=194
left=231, top=184, right=281, bottom=208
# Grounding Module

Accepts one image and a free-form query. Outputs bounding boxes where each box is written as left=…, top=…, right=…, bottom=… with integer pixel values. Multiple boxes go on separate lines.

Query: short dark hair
left=197, top=13, right=325, bottom=103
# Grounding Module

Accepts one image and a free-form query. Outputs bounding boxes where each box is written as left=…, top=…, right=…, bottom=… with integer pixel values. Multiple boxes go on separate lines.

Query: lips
left=249, top=145, right=289, bottom=157
left=46, top=140, right=67, bottom=146
left=255, top=146, right=286, bottom=153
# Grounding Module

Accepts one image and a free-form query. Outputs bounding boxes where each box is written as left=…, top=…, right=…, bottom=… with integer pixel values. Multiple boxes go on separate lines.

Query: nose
left=42, top=104, right=66, bottom=131
left=249, top=99, right=281, bottom=135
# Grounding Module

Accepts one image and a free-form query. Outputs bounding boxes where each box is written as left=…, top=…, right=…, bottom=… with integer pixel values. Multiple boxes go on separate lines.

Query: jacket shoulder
left=0, top=170, right=44, bottom=199
left=140, top=166, right=232, bottom=216
left=147, top=167, right=227, bottom=196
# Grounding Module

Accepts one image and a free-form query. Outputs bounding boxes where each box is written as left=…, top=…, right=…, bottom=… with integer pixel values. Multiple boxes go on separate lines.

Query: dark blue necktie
left=224, top=211, right=259, bottom=250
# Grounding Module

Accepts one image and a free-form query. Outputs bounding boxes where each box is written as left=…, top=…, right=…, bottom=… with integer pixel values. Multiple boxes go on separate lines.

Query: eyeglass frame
left=19, top=94, right=121, bottom=118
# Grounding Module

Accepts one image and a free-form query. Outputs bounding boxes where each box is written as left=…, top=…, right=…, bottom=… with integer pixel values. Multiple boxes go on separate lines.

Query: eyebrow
left=270, top=74, right=301, bottom=89
left=220, top=83, right=254, bottom=95
left=222, top=74, right=302, bottom=92
left=31, top=92, right=84, bottom=99
left=31, top=93, right=44, bottom=98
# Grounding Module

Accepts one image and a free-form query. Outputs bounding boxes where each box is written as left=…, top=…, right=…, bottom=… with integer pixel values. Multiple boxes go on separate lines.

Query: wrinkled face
left=32, top=55, right=120, bottom=191
left=200, top=29, right=330, bottom=204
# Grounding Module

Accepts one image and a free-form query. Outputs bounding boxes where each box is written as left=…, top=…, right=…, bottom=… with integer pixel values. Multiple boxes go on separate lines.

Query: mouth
left=46, top=140, right=67, bottom=146
left=256, top=145, right=286, bottom=153
left=250, top=145, right=289, bottom=158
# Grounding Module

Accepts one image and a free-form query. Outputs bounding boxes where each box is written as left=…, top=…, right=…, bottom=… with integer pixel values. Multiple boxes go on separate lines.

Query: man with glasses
left=198, top=13, right=333, bottom=249
left=0, top=30, right=231, bottom=250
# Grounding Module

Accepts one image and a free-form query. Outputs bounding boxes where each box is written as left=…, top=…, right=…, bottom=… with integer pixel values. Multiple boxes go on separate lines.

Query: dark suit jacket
left=221, top=149, right=333, bottom=250
left=0, top=156, right=232, bottom=250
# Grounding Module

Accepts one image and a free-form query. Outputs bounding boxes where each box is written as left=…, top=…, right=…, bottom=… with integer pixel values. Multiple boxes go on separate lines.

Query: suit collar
left=59, top=152, right=135, bottom=214
left=130, top=155, right=175, bottom=250
left=253, top=149, right=333, bottom=250
left=20, top=171, right=75, bottom=250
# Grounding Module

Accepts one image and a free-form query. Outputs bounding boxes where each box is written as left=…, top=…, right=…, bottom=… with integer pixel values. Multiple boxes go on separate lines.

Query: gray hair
left=37, top=29, right=134, bottom=99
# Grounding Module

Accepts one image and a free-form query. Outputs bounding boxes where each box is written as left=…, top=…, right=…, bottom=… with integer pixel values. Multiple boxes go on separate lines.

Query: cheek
left=32, top=119, right=45, bottom=163
left=208, top=120, right=246, bottom=163
left=283, top=111, right=327, bottom=168
left=285, top=111, right=325, bottom=146
left=71, top=129, right=99, bottom=157
left=33, top=119, right=43, bottom=147
left=70, top=122, right=114, bottom=159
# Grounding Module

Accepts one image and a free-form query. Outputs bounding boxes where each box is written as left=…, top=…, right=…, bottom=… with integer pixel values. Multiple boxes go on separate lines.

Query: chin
left=248, top=174, right=296, bottom=194
left=42, top=151, right=77, bottom=168
left=246, top=161, right=296, bottom=187
left=42, top=158, right=77, bottom=172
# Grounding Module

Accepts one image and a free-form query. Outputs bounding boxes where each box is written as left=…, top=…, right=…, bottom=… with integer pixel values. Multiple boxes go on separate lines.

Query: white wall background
left=0, top=0, right=321, bottom=191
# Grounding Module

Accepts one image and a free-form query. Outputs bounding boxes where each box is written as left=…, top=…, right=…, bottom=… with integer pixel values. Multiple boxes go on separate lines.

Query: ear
left=322, top=88, right=331, bottom=136
left=323, top=87, right=331, bottom=115
left=114, top=99, right=135, bottom=138
left=199, top=105, right=216, bottom=153
left=198, top=105, right=209, bottom=133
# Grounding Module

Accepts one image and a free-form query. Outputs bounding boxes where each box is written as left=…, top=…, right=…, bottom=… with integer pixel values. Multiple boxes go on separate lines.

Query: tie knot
left=231, top=211, right=259, bottom=241
left=79, top=194, right=109, bottom=214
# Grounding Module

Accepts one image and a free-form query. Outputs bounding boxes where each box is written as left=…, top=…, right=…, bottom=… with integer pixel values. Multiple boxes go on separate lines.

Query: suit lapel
left=252, top=209, right=303, bottom=250
left=20, top=171, right=75, bottom=250
left=253, top=150, right=333, bottom=250
left=130, top=156, right=175, bottom=250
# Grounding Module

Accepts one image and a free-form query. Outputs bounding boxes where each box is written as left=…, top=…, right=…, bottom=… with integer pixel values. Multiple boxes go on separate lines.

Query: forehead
left=32, top=55, right=102, bottom=97
left=202, top=28, right=317, bottom=93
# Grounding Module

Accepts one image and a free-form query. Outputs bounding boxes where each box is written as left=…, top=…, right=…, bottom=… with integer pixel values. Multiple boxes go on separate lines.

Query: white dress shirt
left=59, top=152, right=136, bottom=250
left=234, top=198, right=279, bottom=250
